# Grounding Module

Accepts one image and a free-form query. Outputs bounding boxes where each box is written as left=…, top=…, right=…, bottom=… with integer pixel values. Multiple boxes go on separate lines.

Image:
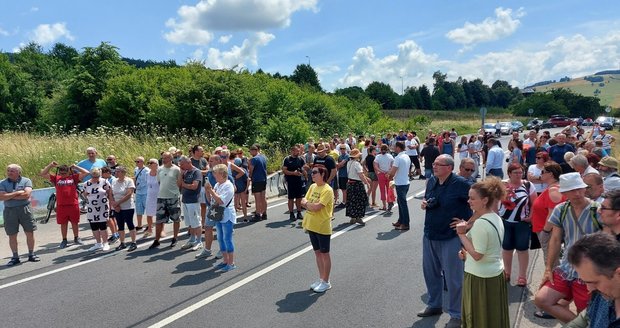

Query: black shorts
left=252, top=180, right=266, bottom=193
left=308, top=230, right=331, bottom=253
left=410, top=155, right=420, bottom=170
left=286, top=179, right=304, bottom=199
left=89, top=221, right=107, bottom=231
left=338, top=177, right=348, bottom=191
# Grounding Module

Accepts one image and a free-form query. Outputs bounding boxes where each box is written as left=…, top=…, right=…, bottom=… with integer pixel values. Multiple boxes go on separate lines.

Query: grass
left=533, top=74, right=620, bottom=108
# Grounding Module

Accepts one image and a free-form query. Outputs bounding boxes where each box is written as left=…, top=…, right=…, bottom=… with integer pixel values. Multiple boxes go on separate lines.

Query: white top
left=374, top=153, right=394, bottom=173
left=347, top=160, right=364, bottom=181
left=527, top=165, right=548, bottom=193
left=84, top=178, right=111, bottom=222
left=523, top=138, right=536, bottom=148
left=212, top=180, right=237, bottom=224
left=458, top=143, right=469, bottom=160
left=112, top=178, right=135, bottom=210
left=405, top=139, right=418, bottom=156
left=392, top=152, right=411, bottom=185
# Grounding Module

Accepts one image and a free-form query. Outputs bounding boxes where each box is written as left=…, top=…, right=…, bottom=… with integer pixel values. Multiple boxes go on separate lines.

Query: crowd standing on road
left=2, top=122, right=620, bottom=327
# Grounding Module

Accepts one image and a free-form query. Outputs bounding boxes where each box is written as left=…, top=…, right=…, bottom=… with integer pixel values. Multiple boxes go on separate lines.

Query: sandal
left=517, top=277, right=527, bottom=287
left=534, top=310, right=555, bottom=319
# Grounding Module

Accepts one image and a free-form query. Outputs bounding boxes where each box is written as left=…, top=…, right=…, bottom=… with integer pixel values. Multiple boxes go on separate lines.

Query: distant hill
left=530, top=73, right=620, bottom=108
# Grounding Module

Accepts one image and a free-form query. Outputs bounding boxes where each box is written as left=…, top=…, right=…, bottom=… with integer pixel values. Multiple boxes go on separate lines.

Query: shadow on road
left=376, top=230, right=402, bottom=240
left=275, top=289, right=324, bottom=313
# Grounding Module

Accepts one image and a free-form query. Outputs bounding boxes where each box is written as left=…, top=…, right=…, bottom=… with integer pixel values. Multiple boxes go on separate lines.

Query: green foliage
left=510, top=93, right=569, bottom=117
left=290, top=64, right=322, bottom=91
left=365, top=81, right=399, bottom=109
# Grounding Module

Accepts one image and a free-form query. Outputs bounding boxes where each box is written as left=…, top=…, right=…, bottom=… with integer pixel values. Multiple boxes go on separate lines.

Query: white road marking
left=147, top=194, right=417, bottom=328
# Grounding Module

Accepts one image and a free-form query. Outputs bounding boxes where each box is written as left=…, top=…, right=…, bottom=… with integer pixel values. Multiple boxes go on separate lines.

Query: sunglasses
left=463, top=168, right=475, bottom=172
left=311, top=170, right=320, bottom=175
left=135, top=160, right=142, bottom=163
left=536, top=157, right=544, bottom=159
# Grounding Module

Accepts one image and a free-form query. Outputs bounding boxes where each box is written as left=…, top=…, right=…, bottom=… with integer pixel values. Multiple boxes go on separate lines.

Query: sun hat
left=168, top=146, right=178, bottom=153
left=558, top=172, right=588, bottom=193
left=349, top=149, right=362, bottom=158
left=599, top=156, right=619, bottom=170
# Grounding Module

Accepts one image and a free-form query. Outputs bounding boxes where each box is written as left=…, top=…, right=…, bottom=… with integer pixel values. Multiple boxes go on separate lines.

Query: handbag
left=207, top=198, right=233, bottom=222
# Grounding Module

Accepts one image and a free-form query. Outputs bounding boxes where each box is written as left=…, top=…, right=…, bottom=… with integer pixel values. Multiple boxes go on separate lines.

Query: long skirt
left=345, top=180, right=367, bottom=219
left=462, top=271, right=510, bottom=328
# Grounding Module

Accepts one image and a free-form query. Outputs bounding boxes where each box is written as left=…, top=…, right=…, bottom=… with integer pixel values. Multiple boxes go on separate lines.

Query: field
left=533, top=74, right=620, bottom=108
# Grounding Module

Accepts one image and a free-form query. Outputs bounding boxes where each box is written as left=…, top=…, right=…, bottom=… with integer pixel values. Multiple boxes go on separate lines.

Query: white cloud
left=30, top=23, right=74, bottom=45
left=191, top=48, right=204, bottom=60
left=202, top=32, right=275, bottom=69
left=165, top=0, right=317, bottom=45
left=446, top=7, right=525, bottom=46
left=30, top=7, right=39, bottom=12
left=0, top=27, right=9, bottom=37
left=336, top=30, right=620, bottom=91
left=219, top=34, right=232, bottom=44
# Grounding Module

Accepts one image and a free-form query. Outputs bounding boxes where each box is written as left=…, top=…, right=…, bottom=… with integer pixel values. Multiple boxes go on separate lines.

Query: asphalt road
left=0, top=130, right=564, bottom=328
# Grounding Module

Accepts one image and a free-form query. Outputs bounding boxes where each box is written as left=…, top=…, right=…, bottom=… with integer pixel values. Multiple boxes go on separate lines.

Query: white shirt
left=374, top=153, right=394, bottom=173
left=392, top=152, right=411, bottom=186
left=523, top=138, right=536, bottom=148
left=405, top=139, right=418, bottom=156
left=527, top=165, right=548, bottom=193
left=112, top=178, right=135, bottom=210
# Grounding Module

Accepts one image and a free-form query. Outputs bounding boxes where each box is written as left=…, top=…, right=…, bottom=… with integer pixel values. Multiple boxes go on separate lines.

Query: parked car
left=571, top=117, right=584, bottom=126
left=615, top=118, right=620, bottom=127
left=500, top=122, right=513, bottom=135
left=582, top=118, right=594, bottom=126
left=511, top=121, right=524, bottom=132
left=596, top=116, right=614, bottom=129
left=526, top=118, right=541, bottom=130
left=483, top=123, right=496, bottom=135
left=541, top=116, right=571, bottom=128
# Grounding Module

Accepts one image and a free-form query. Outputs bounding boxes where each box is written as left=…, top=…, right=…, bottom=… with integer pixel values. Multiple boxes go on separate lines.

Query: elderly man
left=418, top=154, right=472, bottom=328
left=77, top=147, right=107, bottom=181
left=534, top=172, right=603, bottom=323
left=548, top=133, right=575, bottom=164
left=133, top=156, right=149, bottom=231
left=598, top=156, right=620, bottom=192
left=457, top=157, right=476, bottom=185
left=149, top=151, right=181, bottom=249
left=565, top=233, right=620, bottom=328
left=583, top=173, right=605, bottom=203
left=0, top=164, right=40, bottom=266
left=177, top=156, right=203, bottom=251
left=570, top=154, right=599, bottom=177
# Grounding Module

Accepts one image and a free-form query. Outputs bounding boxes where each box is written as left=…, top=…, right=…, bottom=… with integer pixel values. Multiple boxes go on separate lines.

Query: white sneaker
left=309, top=279, right=323, bottom=290
left=215, top=250, right=223, bottom=259
left=88, top=243, right=103, bottom=252
left=313, top=281, right=331, bottom=293
left=102, top=243, right=110, bottom=251
left=195, top=248, right=212, bottom=259
left=191, top=242, right=203, bottom=251
left=181, top=241, right=194, bottom=249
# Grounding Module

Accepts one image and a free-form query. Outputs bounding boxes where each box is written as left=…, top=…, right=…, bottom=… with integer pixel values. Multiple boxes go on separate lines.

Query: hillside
left=532, top=74, right=620, bottom=108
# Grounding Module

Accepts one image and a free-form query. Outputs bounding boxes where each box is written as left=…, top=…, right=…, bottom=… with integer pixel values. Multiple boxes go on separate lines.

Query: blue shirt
left=582, top=292, right=620, bottom=328
left=486, top=145, right=505, bottom=173
left=548, top=143, right=575, bottom=164
left=77, top=158, right=107, bottom=181
left=250, top=154, right=268, bottom=182
left=0, top=176, right=32, bottom=207
left=337, top=154, right=349, bottom=178
left=424, top=173, right=472, bottom=240
left=134, top=166, right=150, bottom=195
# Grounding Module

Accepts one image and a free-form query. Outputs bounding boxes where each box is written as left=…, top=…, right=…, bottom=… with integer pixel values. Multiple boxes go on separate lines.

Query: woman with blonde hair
left=205, top=164, right=237, bottom=271
left=457, top=176, right=509, bottom=328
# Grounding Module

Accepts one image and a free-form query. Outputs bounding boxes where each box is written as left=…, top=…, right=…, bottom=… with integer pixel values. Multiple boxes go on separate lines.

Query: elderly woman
left=345, top=149, right=371, bottom=225
left=302, top=166, right=334, bottom=293
left=499, top=163, right=537, bottom=287
left=457, top=177, right=509, bottom=328
left=527, top=151, right=549, bottom=195
left=205, top=164, right=237, bottom=272
left=83, top=167, right=113, bottom=252
left=109, top=166, right=137, bottom=251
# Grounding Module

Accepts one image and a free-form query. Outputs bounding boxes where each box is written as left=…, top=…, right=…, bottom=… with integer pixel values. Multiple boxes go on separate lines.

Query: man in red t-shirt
left=40, top=162, right=89, bottom=248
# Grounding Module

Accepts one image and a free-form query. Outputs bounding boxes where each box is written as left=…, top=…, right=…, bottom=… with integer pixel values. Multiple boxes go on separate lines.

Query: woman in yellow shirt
left=302, top=166, right=334, bottom=293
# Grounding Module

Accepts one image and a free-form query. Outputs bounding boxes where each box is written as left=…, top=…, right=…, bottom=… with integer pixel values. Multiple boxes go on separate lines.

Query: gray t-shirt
left=0, top=176, right=32, bottom=207
left=181, top=167, right=202, bottom=204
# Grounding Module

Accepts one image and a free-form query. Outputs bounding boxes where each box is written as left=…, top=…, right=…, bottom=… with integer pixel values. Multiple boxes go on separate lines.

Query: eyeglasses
left=511, top=171, right=524, bottom=175
left=311, top=170, right=320, bottom=175
left=463, top=168, right=475, bottom=172
left=600, top=206, right=618, bottom=211
left=106, top=158, right=114, bottom=161
left=149, top=162, right=158, bottom=165
left=432, top=163, right=450, bottom=167
left=540, top=170, right=548, bottom=174
left=536, top=157, right=544, bottom=159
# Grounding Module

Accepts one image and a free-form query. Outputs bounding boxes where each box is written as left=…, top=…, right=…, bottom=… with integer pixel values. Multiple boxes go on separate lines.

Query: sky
left=1, top=0, right=619, bottom=92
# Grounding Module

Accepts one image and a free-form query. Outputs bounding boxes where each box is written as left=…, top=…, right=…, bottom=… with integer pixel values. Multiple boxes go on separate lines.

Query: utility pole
left=305, top=56, right=310, bottom=66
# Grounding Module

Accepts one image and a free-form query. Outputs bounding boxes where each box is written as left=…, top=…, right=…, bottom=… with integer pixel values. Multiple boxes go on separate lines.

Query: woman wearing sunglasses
left=301, top=166, right=334, bottom=293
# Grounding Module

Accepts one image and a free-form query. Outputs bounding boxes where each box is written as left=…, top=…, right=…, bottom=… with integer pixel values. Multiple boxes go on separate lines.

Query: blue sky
left=1, top=0, right=619, bottom=92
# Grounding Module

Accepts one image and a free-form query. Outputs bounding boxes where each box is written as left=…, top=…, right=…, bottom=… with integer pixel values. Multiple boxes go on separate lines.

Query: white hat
left=168, top=146, right=178, bottom=153
left=559, top=172, right=588, bottom=193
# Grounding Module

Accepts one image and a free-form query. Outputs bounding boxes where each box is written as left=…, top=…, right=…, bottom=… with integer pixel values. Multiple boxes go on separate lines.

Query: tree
left=418, top=85, right=432, bottom=110
left=334, top=86, right=367, bottom=100
left=290, top=64, right=321, bottom=91
left=365, top=81, right=398, bottom=109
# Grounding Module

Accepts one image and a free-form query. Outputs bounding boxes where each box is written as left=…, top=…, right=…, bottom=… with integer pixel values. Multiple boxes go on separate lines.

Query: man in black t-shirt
left=282, top=145, right=306, bottom=221
left=420, top=138, right=440, bottom=180
left=313, top=144, right=337, bottom=186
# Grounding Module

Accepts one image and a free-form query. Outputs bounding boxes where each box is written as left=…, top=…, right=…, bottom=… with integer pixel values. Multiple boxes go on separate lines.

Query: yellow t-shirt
left=302, top=183, right=334, bottom=235
left=329, top=150, right=339, bottom=163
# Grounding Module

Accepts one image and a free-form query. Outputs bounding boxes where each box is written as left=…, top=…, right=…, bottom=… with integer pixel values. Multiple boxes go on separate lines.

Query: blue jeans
left=395, top=184, right=410, bottom=226
left=216, top=220, right=235, bottom=253
left=488, top=168, right=504, bottom=179
left=422, top=236, right=464, bottom=319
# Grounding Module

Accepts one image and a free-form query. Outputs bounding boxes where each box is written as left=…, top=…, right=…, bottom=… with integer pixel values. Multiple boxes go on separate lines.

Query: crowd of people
left=1, top=122, right=620, bottom=327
